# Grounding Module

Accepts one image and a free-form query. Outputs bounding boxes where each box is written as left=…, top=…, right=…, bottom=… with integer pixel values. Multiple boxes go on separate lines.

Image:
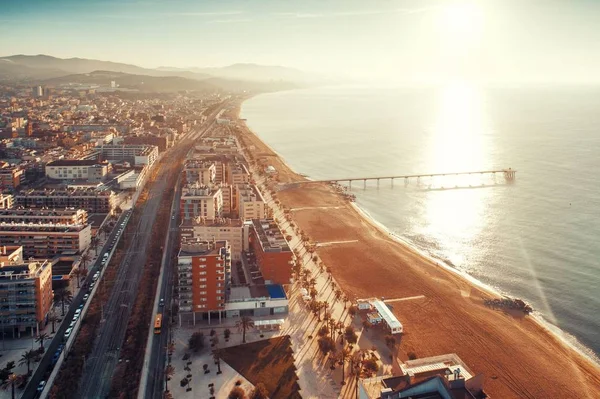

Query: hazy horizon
left=2, top=0, right=600, bottom=84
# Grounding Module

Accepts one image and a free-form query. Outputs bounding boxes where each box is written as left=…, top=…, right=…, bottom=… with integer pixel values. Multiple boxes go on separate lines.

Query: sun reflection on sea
left=422, top=82, right=493, bottom=269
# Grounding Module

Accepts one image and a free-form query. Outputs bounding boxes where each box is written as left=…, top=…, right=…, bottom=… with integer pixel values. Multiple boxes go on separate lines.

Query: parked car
left=37, top=381, right=46, bottom=392
left=64, top=328, right=73, bottom=339
left=159, top=298, right=164, bottom=307
left=83, top=294, right=89, bottom=302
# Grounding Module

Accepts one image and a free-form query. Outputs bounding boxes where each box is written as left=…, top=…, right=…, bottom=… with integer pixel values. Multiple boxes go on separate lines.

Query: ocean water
left=241, top=84, right=600, bottom=359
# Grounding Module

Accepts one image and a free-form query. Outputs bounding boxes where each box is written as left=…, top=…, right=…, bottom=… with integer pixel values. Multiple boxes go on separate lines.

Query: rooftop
left=252, top=219, right=291, bottom=253
left=47, top=159, right=105, bottom=167
left=178, top=239, right=229, bottom=258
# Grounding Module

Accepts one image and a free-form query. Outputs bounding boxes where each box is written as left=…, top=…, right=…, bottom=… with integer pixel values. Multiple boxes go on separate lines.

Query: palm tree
left=19, top=350, right=37, bottom=374
left=211, top=335, right=222, bottom=374
left=2, top=373, right=21, bottom=399
left=101, top=224, right=111, bottom=238
left=72, top=268, right=82, bottom=288
left=164, top=364, right=174, bottom=392
left=54, top=288, right=73, bottom=316
left=338, top=348, right=351, bottom=385
left=90, top=236, right=100, bottom=253
left=334, top=288, right=342, bottom=305
left=236, top=316, right=254, bottom=344
left=47, top=310, right=59, bottom=334
left=79, top=252, right=91, bottom=271
left=35, top=333, right=50, bottom=352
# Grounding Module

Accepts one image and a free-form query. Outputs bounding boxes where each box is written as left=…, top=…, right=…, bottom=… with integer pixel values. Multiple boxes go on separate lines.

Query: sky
left=1, top=0, right=599, bottom=84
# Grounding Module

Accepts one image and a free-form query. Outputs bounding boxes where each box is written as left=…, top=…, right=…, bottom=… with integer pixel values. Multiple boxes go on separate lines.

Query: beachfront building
left=250, top=219, right=293, bottom=285
left=359, top=353, right=487, bottom=399
left=0, top=222, right=92, bottom=258
left=183, top=160, right=216, bottom=185
left=15, top=187, right=118, bottom=213
left=236, top=184, right=268, bottom=222
left=180, top=217, right=250, bottom=260
left=225, top=285, right=288, bottom=319
left=0, top=208, right=88, bottom=225
left=177, top=239, right=231, bottom=324
left=180, top=183, right=223, bottom=220
left=45, top=159, right=109, bottom=182
left=0, top=248, right=53, bottom=337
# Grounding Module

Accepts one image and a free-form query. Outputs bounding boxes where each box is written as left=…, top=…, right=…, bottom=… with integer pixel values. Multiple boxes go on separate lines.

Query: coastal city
left=2, top=1, right=600, bottom=399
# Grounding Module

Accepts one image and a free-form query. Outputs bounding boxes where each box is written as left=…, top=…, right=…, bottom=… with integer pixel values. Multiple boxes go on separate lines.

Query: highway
left=141, top=111, right=221, bottom=399
left=22, top=210, right=132, bottom=399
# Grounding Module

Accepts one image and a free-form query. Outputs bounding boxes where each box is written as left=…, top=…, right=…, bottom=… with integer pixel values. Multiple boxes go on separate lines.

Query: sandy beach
left=230, top=102, right=600, bottom=398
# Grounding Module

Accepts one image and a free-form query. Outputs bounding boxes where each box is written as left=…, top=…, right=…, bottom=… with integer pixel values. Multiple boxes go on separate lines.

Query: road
left=141, top=111, right=222, bottom=399
left=23, top=210, right=132, bottom=399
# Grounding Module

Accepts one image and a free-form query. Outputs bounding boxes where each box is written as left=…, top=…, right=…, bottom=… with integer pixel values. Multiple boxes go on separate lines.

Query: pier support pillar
left=377, top=179, right=380, bottom=188
left=391, top=178, right=394, bottom=187
left=364, top=179, right=367, bottom=189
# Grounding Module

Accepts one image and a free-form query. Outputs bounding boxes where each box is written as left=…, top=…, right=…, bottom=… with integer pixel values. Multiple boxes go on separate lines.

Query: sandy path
left=231, top=102, right=600, bottom=399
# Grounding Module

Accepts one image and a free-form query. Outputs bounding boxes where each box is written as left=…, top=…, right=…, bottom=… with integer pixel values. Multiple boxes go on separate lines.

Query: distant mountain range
left=0, top=54, right=322, bottom=92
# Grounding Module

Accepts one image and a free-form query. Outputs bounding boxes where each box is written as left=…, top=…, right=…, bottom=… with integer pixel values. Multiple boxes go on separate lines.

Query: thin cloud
left=207, top=18, right=253, bottom=24
left=271, top=12, right=324, bottom=19
left=168, top=11, right=244, bottom=17
left=271, top=7, right=437, bottom=20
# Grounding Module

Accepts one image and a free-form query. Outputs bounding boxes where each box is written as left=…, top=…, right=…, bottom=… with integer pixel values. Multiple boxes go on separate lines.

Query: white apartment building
left=180, top=183, right=223, bottom=220
left=184, top=160, right=216, bottom=185
left=99, top=144, right=159, bottom=167
left=45, top=160, right=109, bottom=182
left=180, top=218, right=250, bottom=260
left=236, top=184, right=267, bottom=222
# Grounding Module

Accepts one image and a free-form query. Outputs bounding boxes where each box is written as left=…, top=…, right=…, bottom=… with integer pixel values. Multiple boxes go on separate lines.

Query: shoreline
left=236, top=96, right=600, bottom=398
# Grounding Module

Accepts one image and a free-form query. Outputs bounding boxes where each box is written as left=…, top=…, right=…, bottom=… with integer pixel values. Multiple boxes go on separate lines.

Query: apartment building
left=0, top=208, right=88, bottom=225
left=0, top=163, right=25, bottom=191
left=0, top=194, right=14, bottom=209
left=177, top=239, right=231, bottom=322
left=15, top=187, right=117, bottom=213
left=220, top=184, right=233, bottom=215
left=237, top=184, right=268, bottom=221
left=250, top=219, right=293, bottom=285
left=183, top=160, right=216, bottom=185
left=0, top=223, right=92, bottom=258
left=180, top=218, right=250, bottom=260
left=227, top=163, right=250, bottom=186
left=46, top=159, right=109, bottom=182
left=98, top=144, right=159, bottom=167
left=180, top=183, right=223, bottom=220
left=0, top=249, right=53, bottom=336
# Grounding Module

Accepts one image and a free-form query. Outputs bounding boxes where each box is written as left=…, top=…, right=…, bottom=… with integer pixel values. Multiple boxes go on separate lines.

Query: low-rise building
left=0, top=248, right=53, bottom=336
left=359, top=353, right=487, bottom=399
left=15, top=187, right=117, bottom=213
left=0, top=223, right=91, bottom=258
left=0, top=208, right=88, bottom=225
left=250, top=219, right=293, bottom=285
left=177, top=239, right=231, bottom=322
left=180, top=217, right=250, bottom=260
left=0, top=163, right=25, bottom=191
left=184, top=160, right=216, bottom=185
left=224, top=284, right=288, bottom=319
left=45, top=159, right=109, bottom=182
left=180, top=183, right=223, bottom=220
left=98, top=144, right=159, bottom=167
left=0, top=194, right=14, bottom=209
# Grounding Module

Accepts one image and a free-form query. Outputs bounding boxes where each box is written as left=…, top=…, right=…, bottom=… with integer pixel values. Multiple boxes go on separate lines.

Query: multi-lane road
left=140, top=111, right=222, bottom=399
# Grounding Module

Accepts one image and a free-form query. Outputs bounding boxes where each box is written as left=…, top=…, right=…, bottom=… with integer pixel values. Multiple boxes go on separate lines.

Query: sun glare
left=438, top=3, right=484, bottom=48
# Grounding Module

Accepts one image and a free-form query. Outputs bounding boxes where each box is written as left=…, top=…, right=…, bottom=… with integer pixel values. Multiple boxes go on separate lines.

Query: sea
left=241, top=83, right=600, bottom=361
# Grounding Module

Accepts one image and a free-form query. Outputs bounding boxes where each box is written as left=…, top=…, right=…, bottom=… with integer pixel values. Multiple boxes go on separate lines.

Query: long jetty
left=298, top=168, right=516, bottom=189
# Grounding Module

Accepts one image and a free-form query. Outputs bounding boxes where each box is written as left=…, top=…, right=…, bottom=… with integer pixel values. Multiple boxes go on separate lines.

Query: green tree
left=1, top=373, right=22, bottom=399
left=236, top=316, right=254, bottom=344
left=317, top=336, right=336, bottom=357
left=344, top=326, right=358, bottom=346
left=79, top=252, right=92, bottom=271
left=47, top=310, right=59, bottom=334
left=211, top=335, right=222, bottom=375
left=35, top=333, right=50, bottom=352
left=54, top=288, right=73, bottom=316
left=188, top=332, right=204, bottom=353
left=18, top=350, right=37, bottom=374
left=164, top=364, right=174, bottom=392
left=228, top=386, right=247, bottom=399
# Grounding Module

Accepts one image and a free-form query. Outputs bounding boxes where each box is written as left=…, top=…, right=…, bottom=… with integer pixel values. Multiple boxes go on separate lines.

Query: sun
left=440, top=3, right=483, bottom=43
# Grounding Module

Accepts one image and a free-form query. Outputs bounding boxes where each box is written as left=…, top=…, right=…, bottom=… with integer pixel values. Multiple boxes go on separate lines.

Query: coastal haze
left=241, top=85, right=600, bottom=358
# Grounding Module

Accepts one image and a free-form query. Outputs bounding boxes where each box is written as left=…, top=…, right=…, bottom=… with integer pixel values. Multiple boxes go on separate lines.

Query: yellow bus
left=154, top=313, right=162, bottom=334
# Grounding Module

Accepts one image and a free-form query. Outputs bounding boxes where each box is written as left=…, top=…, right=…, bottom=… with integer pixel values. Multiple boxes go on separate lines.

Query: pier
left=299, top=168, right=517, bottom=189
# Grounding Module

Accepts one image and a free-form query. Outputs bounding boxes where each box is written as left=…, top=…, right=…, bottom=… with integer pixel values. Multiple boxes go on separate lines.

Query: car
left=57, top=344, right=64, bottom=352
left=89, top=282, right=95, bottom=290
left=159, top=298, right=164, bottom=307
left=37, top=381, right=46, bottom=392
left=64, top=328, right=73, bottom=339
left=69, top=319, right=76, bottom=328
left=74, top=308, right=82, bottom=316
left=78, top=303, right=84, bottom=310
left=51, top=352, right=60, bottom=365
left=83, top=294, right=89, bottom=302
left=171, top=215, right=175, bottom=220
left=104, top=252, right=109, bottom=258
